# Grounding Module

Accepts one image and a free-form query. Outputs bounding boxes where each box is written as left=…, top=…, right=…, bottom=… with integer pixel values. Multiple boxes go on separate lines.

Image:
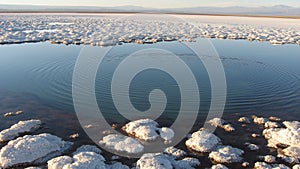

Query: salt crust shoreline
left=1, top=115, right=300, bottom=168
left=0, top=14, right=300, bottom=46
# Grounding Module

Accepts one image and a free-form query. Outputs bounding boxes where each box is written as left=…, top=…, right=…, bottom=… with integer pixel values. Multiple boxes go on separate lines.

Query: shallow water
left=0, top=39, right=299, bottom=117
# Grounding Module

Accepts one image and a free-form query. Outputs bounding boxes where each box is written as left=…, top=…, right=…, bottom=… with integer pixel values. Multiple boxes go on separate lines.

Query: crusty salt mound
left=208, top=118, right=235, bottom=132
left=48, top=145, right=129, bottom=169
left=185, top=129, right=221, bottom=152
left=245, top=142, right=259, bottom=151
left=238, top=117, right=251, bottom=124
left=122, top=119, right=174, bottom=142
left=0, top=119, right=41, bottom=142
left=164, top=146, right=186, bottom=159
left=253, top=116, right=269, bottom=125
left=263, top=120, right=300, bottom=164
left=210, top=164, right=229, bottom=169
left=209, top=145, right=244, bottom=163
left=72, top=145, right=102, bottom=155
left=254, top=162, right=290, bottom=169
left=0, top=133, right=72, bottom=169
left=136, top=153, right=173, bottom=169
left=265, top=121, right=280, bottom=129
left=99, top=134, right=144, bottom=154
left=136, top=153, right=200, bottom=169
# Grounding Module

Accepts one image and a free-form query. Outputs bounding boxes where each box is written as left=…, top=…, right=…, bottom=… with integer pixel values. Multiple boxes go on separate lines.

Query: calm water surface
left=0, top=39, right=300, bottom=119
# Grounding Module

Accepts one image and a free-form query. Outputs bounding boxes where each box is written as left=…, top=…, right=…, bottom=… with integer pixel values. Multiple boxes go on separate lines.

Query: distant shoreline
left=0, top=11, right=300, bottom=19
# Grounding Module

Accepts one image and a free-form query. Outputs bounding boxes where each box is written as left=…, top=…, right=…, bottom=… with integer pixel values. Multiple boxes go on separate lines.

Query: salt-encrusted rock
left=293, top=165, right=300, bottom=169
left=0, top=133, right=72, bottom=168
left=254, top=162, right=272, bottom=169
left=209, top=145, right=244, bottom=163
left=73, top=145, right=102, bottom=155
left=265, top=121, right=280, bottom=128
left=175, top=157, right=200, bottom=169
left=264, top=155, right=276, bottom=163
left=122, top=119, right=159, bottom=141
left=245, top=143, right=259, bottom=151
left=254, top=162, right=290, bottom=169
left=164, top=147, right=186, bottom=159
left=61, top=152, right=106, bottom=169
left=4, top=110, right=23, bottom=117
left=0, top=119, right=41, bottom=142
left=283, top=121, right=300, bottom=130
left=242, top=162, right=249, bottom=167
left=136, top=153, right=173, bottom=169
left=48, top=156, right=74, bottom=169
left=208, top=118, right=225, bottom=127
left=252, top=133, right=260, bottom=138
left=210, top=164, right=229, bottom=169
left=278, top=154, right=300, bottom=164
left=136, top=153, right=199, bottom=169
left=107, top=162, right=130, bottom=169
left=159, top=127, right=174, bottom=142
left=185, top=130, right=221, bottom=152
left=222, top=124, right=235, bottom=132
left=253, top=117, right=268, bottom=125
left=208, top=118, right=235, bottom=132
left=111, top=155, right=119, bottom=160
left=269, top=116, right=281, bottom=122
left=238, top=117, right=251, bottom=124
left=69, top=133, right=79, bottom=139
left=263, top=124, right=300, bottom=149
left=99, top=134, right=144, bottom=154
left=122, top=119, right=174, bottom=142
left=283, top=147, right=300, bottom=159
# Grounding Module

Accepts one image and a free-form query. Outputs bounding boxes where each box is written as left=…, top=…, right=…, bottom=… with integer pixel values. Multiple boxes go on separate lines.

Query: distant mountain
left=0, top=4, right=299, bottom=16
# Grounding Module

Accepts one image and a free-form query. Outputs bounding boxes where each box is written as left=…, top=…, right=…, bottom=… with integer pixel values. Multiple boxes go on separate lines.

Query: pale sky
left=0, top=0, right=299, bottom=8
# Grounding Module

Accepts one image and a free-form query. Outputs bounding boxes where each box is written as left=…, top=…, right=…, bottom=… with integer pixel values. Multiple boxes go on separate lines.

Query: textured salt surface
left=99, top=134, right=144, bottom=154
left=185, top=129, right=221, bottom=153
left=0, top=119, right=41, bottom=142
left=122, top=119, right=174, bottom=142
left=0, top=14, right=299, bottom=46
left=0, top=133, right=72, bottom=168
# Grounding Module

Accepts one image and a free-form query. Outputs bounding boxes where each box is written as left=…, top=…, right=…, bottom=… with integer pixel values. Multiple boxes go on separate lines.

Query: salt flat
left=0, top=13, right=299, bottom=46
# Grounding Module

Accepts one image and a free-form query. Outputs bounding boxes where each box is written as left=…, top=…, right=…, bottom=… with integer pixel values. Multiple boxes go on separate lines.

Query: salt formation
left=122, top=119, right=174, bottom=142
left=185, top=129, right=221, bottom=152
left=264, top=155, right=277, bottom=163
left=263, top=120, right=300, bottom=164
left=254, top=162, right=290, bottom=169
left=4, top=110, right=23, bottom=117
left=164, top=146, right=186, bottom=159
left=208, top=118, right=235, bottom=132
left=208, top=145, right=244, bottom=163
left=0, top=133, right=72, bottom=168
left=48, top=145, right=129, bottom=169
left=99, top=134, right=144, bottom=154
left=245, top=142, right=259, bottom=151
left=0, top=119, right=41, bottom=142
left=0, top=14, right=299, bottom=46
left=253, top=116, right=269, bottom=125
left=238, top=117, right=251, bottom=124
left=210, top=164, right=229, bottom=169
left=136, top=153, right=200, bottom=169
left=265, top=121, right=280, bottom=128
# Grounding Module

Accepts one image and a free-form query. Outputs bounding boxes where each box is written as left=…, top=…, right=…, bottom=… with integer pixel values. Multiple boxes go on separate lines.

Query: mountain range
left=0, top=4, right=299, bottom=16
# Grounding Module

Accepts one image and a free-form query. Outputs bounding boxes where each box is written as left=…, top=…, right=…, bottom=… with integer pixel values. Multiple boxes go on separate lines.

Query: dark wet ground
left=0, top=90, right=299, bottom=169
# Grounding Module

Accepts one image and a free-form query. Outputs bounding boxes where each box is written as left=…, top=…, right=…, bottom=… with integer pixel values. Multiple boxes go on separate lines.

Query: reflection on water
left=0, top=39, right=299, bottom=119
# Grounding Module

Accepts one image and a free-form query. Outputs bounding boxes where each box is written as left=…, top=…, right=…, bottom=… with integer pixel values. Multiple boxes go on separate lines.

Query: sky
left=0, top=0, right=299, bottom=8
